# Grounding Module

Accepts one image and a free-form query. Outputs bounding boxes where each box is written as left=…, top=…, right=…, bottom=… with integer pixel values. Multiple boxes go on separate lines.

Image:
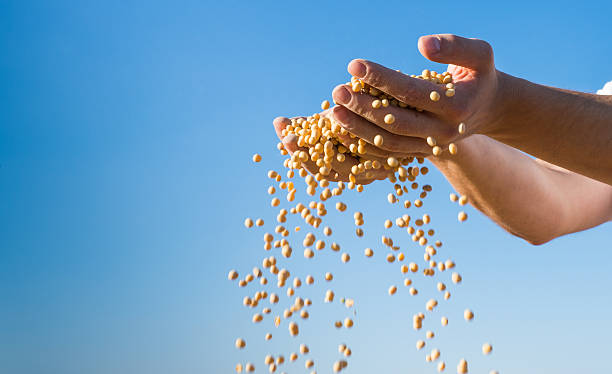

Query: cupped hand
left=272, top=115, right=391, bottom=185
left=331, top=34, right=503, bottom=157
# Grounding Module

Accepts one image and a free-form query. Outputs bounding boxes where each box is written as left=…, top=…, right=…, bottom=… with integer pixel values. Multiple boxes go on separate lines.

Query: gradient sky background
left=1, top=1, right=611, bottom=373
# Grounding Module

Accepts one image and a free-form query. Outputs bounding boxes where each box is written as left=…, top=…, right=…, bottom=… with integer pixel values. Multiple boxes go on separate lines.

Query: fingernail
left=333, top=86, right=351, bottom=105
left=348, top=60, right=366, bottom=78
left=426, top=36, right=441, bottom=55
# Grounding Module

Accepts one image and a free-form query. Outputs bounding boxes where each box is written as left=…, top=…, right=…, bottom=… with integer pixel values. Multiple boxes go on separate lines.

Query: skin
left=273, top=34, right=612, bottom=244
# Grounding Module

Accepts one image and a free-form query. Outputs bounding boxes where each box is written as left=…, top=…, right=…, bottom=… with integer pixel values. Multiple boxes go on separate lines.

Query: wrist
left=478, top=70, right=520, bottom=139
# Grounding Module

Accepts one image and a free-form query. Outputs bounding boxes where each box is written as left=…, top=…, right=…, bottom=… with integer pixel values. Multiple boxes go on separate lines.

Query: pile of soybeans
left=228, top=69, right=498, bottom=373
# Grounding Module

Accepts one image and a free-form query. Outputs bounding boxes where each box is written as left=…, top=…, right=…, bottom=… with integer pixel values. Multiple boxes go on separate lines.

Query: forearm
left=429, top=135, right=612, bottom=244
left=485, top=73, right=612, bottom=185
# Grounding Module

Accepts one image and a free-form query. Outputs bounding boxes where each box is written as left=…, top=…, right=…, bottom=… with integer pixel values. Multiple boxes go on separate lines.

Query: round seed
left=431, top=348, right=440, bottom=360
left=341, top=253, right=350, bottom=263
left=364, top=248, right=373, bottom=257
left=458, top=195, right=468, bottom=205
left=438, top=361, right=446, bottom=372
left=372, top=99, right=382, bottom=109
left=384, top=114, right=395, bottom=124
left=252, top=154, right=262, bottom=162
left=374, top=134, right=384, bottom=146
left=244, top=218, right=254, bottom=228
left=445, top=88, right=455, bottom=97
left=441, top=316, right=448, bottom=326
left=458, top=211, right=468, bottom=222
left=288, top=321, right=299, bottom=336
left=344, top=318, right=353, bottom=328
left=464, top=309, right=474, bottom=321
left=458, top=122, right=466, bottom=134
left=235, top=338, right=246, bottom=349
left=448, top=143, right=458, bottom=155
left=388, top=285, right=397, bottom=295
left=452, top=272, right=462, bottom=283
left=430, top=91, right=440, bottom=102
left=321, top=100, right=330, bottom=110
left=416, top=340, right=425, bottom=350
left=482, top=343, right=492, bottom=355
left=228, top=270, right=239, bottom=281
left=432, top=146, right=442, bottom=156
left=426, top=136, right=437, bottom=147
left=457, top=359, right=468, bottom=374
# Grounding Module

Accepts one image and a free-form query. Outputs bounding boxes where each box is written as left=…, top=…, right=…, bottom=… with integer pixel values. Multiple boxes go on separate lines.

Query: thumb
left=418, top=34, right=494, bottom=71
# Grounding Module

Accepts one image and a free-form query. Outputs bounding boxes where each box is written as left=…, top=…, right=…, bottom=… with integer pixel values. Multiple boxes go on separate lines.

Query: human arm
left=430, top=134, right=612, bottom=245
left=485, top=75, right=612, bottom=185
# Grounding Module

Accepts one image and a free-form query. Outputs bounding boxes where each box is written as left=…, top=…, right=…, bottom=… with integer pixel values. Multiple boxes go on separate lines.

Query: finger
left=332, top=84, right=454, bottom=140
left=418, top=34, right=494, bottom=72
left=273, top=116, right=292, bottom=142
left=333, top=106, right=431, bottom=155
left=346, top=59, right=445, bottom=115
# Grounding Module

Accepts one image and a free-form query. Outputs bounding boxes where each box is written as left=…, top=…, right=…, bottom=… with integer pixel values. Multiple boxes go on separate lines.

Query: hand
left=331, top=34, right=504, bottom=157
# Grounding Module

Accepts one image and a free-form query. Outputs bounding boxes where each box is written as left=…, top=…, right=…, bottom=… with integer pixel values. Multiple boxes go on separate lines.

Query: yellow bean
left=464, top=309, right=474, bottom=321
left=457, top=359, right=468, bottom=374
left=235, top=338, right=246, bottom=349
left=374, top=134, right=384, bottom=146
left=482, top=343, right=492, bottom=355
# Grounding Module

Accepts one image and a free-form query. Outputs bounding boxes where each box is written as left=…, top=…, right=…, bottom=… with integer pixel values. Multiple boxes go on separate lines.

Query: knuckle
left=481, top=40, right=493, bottom=58
left=364, top=64, right=384, bottom=87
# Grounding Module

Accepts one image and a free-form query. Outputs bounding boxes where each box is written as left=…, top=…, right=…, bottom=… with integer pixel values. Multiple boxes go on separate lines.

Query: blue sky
left=1, top=1, right=611, bottom=373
